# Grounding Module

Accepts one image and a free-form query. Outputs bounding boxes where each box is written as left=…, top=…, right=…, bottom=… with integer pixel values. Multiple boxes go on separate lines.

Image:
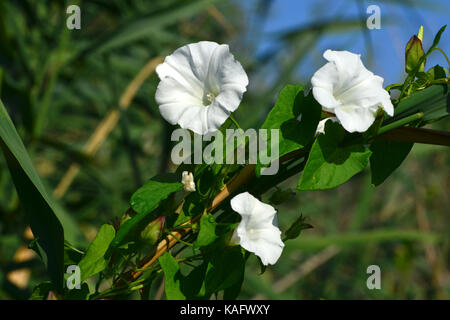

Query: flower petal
left=206, top=100, right=230, bottom=133
left=322, top=50, right=373, bottom=95
left=158, top=102, right=194, bottom=125
left=206, top=44, right=249, bottom=95
left=156, top=41, right=220, bottom=90
left=334, top=103, right=376, bottom=133
left=338, top=75, right=391, bottom=110
left=156, top=54, right=203, bottom=98
left=216, top=84, right=247, bottom=112
left=155, top=76, right=203, bottom=106
left=231, top=192, right=276, bottom=226
left=186, top=41, right=221, bottom=81
left=311, top=62, right=340, bottom=110
left=176, top=105, right=209, bottom=135
left=230, top=192, right=256, bottom=216
left=236, top=226, right=284, bottom=266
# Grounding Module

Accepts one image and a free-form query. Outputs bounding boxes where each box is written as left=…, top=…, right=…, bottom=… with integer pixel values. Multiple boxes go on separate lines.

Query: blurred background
left=0, top=0, right=448, bottom=299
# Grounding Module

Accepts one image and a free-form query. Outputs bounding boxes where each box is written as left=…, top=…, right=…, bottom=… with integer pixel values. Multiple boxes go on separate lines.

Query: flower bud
left=46, top=291, right=58, bottom=300
left=405, top=27, right=426, bottom=73
left=140, top=216, right=165, bottom=246
left=181, top=171, right=196, bottom=192
left=284, top=215, right=313, bottom=241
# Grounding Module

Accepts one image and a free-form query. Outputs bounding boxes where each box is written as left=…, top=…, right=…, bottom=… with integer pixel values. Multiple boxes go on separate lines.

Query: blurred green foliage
left=0, top=0, right=448, bottom=299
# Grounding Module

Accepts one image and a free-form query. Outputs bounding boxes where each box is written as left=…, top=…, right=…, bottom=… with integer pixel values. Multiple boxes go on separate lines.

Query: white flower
left=230, top=192, right=284, bottom=265
left=155, top=41, right=249, bottom=135
left=181, top=171, right=196, bottom=192
left=311, top=50, right=394, bottom=133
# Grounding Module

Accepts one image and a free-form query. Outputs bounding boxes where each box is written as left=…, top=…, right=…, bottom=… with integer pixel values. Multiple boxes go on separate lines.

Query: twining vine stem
left=108, top=124, right=450, bottom=297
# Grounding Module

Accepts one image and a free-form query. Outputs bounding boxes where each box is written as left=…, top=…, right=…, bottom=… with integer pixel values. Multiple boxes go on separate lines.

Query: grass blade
left=0, top=99, right=65, bottom=291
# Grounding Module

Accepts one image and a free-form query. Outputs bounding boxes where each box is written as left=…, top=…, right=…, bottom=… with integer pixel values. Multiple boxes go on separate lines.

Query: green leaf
left=78, top=224, right=115, bottom=282
left=369, top=139, right=413, bottom=186
left=391, top=84, right=449, bottom=124
left=159, top=252, right=186, bottom=300
left=182, top=263, right=209, bottom=300
left=298, top=122, right=372, bottom=190
left=110, top=173, right=183, bottom=249
left=130, top=173, right=183, bottom=215
left=223, top=274, right=245, bottom=300
left=427, top=64, right=447, bottom=80
left=173, top=209, right=192, bottom=227
left=195, top=214, right=218, bottom=248
left=431, top=25, right=446, bottom=49
left=159, top=252, right=211, bottom=300
left=257, top=84, right=322, bottom=175
left=29, top=281, right=54, bottom=300
left=50, top=201, right=82, bottom=246
left=0, top=99, right=65, bottom=291
left=415, top=72, right=432, bottom=87
left=204, top=246, right=245, bottom=294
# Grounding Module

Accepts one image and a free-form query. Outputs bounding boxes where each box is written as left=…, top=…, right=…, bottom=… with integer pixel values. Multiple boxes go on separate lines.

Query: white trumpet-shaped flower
left=181, top=171, right=196, bottom=192
left=230, top=192, right=284, bottom=266
left=311, top=50, right=394, bottom=133
left=155, top=41, right=249, bottom=135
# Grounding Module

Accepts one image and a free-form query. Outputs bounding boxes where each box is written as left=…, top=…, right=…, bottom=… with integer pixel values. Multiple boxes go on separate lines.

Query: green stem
left=170, top=223, right=195, bottom=230
left=429, top=78, right=450, bottom=85
left=432, top=47, right=450, bottom=70
left=229, top=114, right=241, bottom=129
left=92, top=275, right=150, bottom=300
left=378, top=112, right=424, bottom=136
left=167, top=231, right=194, bottom=247
left=130, top=284, right=144, bottom=292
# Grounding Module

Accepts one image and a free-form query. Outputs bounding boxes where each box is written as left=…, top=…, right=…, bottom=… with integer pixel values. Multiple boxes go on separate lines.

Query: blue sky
left=241, top=0, right=450, bottom=86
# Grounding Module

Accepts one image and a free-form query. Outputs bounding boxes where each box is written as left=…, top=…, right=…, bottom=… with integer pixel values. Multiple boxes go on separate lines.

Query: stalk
left=377, top=112, right=424, bottom=135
